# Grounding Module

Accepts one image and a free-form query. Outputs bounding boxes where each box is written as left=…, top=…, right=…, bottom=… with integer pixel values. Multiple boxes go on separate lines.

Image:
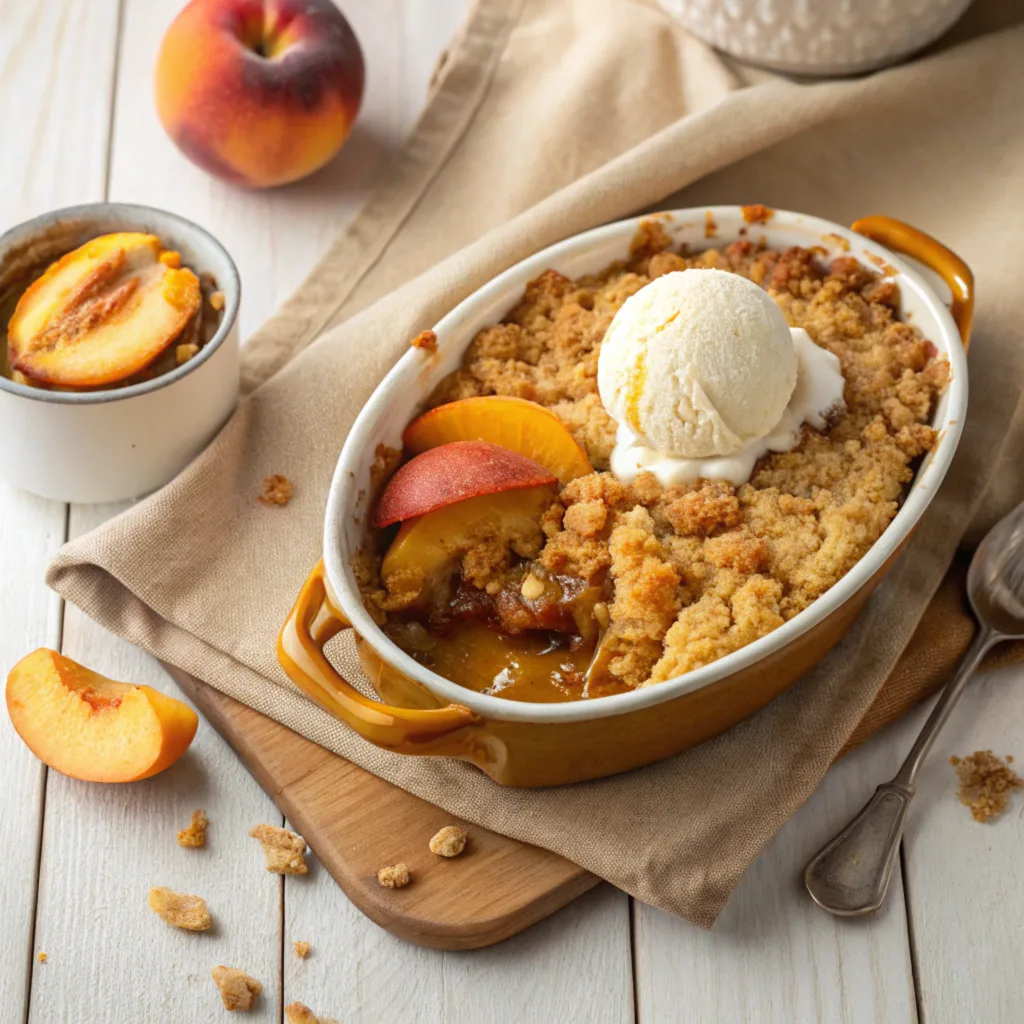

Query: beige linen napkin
left=47, top=0, right=1024, bottom=927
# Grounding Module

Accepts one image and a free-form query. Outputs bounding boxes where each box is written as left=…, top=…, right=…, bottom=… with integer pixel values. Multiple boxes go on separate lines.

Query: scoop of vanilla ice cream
left=597, top=269, right=798, bottom=458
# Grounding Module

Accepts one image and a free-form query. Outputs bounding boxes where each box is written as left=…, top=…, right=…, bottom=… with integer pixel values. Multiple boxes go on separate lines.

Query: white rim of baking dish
left=0, top=202, right=240, bottom=405
left=325, top=207, right=968, bottom=724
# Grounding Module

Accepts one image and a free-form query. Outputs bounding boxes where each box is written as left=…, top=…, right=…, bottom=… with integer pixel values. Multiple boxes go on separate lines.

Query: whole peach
left=155, top=0, right=365, bottom=188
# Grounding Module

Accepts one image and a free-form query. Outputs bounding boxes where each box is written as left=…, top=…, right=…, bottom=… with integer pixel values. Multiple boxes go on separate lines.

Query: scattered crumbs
left=209, top=290, right=226, bottom=311
left=176, top=342, right=200, bottom=366
left=865, top=251, right=898, bottom=276
left=737, top=226, right=747, bottom=236
left=258, top=474, right=293, bottom=507
left=37, top=951, right=47, bottom=964
left=148, top=887, right=212, bottom=931
left=293, top=940, right=311, bottom=960
left=1008, top=755, right=1015, bottom=763
left=211, top=966, right=262, bottom=1012
left=249, top=824, right=308, bottom=874
left=703, top=210, right=717, bottom=238
left=177, top=809, right=209, bottom=848
left=741, top=203, right=774, bottom=225
left=286, top=1003, right=337, bottom=1024
left=377, top=863, right=411, bottom=889
left=951, top=750, right=1022, bottom=822
left=429, top=824, right=468, bottom=858
left=410, top=329, right=438, bottom=352
left=823, top=232, right=851, bottom=252
left=629, top=218, right=673, bottom=259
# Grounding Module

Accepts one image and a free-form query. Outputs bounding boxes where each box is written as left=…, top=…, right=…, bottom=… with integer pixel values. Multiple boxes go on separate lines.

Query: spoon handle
left=804, top=626, right=998, bottom=916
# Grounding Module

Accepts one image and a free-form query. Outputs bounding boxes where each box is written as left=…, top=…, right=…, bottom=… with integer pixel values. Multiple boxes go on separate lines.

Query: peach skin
left=6, top=649, right=199, bottom=783
left=155, top=0, right=365, bottom=188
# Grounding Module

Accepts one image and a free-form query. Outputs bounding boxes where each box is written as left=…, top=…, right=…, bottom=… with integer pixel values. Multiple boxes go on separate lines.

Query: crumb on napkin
left=249, top=824, right=308, bottom=874
left=258, top=474, right=293, bottom=507
left=148, top=887, right=212, bottom=931
left=410, top=329, right=437, bottom=352
left=293, top=940, right=311, bottom=959
left=377, top=863, right=410, bottom=889
left=211, top=965, right=262, bottom=1011
left=950, top=750, right=1022, bottom=822
left=429, top=824, right=468, bottom=858
left=177, top=809, right=209, bottom=848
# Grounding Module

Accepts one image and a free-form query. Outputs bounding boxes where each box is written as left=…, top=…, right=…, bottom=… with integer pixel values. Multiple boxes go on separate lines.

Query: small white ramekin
left=0, top=203, right=240, bottom=504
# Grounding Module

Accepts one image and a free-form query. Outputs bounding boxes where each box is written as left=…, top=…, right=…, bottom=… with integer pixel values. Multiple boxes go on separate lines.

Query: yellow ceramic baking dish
left=278, top=208, right=972, bottom=787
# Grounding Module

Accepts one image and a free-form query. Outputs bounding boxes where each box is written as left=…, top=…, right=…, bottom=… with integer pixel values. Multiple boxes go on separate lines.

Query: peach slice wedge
left=373, top=440, right=556, bottom=528
left=6, top=648, right=198, bottom=783
left=403, top=396, right=592, bottom=485
left=7, top=232, right=200, bottom=388
left=381, top=485, right=557, bottom=600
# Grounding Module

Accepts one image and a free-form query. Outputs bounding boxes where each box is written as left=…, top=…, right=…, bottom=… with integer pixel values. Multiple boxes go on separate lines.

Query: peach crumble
left=429, top=824, right=468, bottom=857
left=360, top=226, right=948, bottom=701
left=258, top=474, right=294, bottom=507
left=950, top=751, right=1022, bottom=822
left=249, top=824, right=308, bottom=874
left=177, top=808, right=209, bottom=848
left=148, top=886, right=212, bottom=931
left=211, top=965, right=262, bottom=1012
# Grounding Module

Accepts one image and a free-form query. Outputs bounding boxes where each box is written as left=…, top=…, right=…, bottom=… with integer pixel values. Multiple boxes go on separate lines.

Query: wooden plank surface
left=0, top=0, right=121, bottom=1017
left=901, top=663, right=1024, bottom=1024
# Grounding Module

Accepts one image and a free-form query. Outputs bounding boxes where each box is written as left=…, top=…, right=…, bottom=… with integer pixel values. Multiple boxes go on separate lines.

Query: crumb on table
left=410, top=329, right=438, bottom=352
left=950, top=750, right=1022, bottom=822
left=429, top=824, right=468, bottom=858
left=377, top=863, right=410, bottom=889
left=293, top=940, right=311, bottom=959
left=258, top=474, right=294, bottom=507
left=211, top=965, right=262, bottom=1011
left=177, top=809, right=209, bottom=848
left=148, top=886, right=212, bottom=931
left=249, top=824, right=308, bottom=874
left=37, top=951, right=47, bottom=964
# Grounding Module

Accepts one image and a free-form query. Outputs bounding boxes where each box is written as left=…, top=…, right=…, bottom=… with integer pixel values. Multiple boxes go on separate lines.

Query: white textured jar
left=658, top=0, right=973, bottom=76
left=0, top=204, right=240, bottom=504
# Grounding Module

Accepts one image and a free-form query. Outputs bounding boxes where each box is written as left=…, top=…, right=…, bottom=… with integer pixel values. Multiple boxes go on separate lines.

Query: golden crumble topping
left=211, top=966, right=262, bottom=1012
left=429, top=824, right=468, bottom=857
left=148, top=887, right=211, bottom=931
left=177, top=808, right=208, bottom=848
left=258, top=474, right=293, bottom=507
left=950, top=751, right=1022, bottom=822
left=249, top=824, right=308, bottom=874
left=377, top=863, right=411, bottom=888
left=371, top=232, right=948, bottom=695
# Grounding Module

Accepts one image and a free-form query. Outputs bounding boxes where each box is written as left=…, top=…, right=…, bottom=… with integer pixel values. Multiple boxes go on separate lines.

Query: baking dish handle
left=277, top=560, right=483, bottom=752
left=850, top=215, right=973, bottom=349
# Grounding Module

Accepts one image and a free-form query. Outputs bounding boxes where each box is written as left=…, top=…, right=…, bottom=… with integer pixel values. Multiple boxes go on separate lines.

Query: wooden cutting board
left=165, top=666, right=598, bottom=950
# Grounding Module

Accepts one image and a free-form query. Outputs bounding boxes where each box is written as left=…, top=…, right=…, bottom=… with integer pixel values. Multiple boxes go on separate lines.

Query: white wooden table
left=2, top=2, right=1022, bottom=1021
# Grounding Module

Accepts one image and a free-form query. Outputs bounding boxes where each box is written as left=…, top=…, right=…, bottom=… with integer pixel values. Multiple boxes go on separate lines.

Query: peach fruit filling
left=5, top=232, right=209, bottom=389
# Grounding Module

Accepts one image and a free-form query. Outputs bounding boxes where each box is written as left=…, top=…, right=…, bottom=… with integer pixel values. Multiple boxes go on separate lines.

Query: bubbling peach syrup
left=3, top=232, right=223, bottom=391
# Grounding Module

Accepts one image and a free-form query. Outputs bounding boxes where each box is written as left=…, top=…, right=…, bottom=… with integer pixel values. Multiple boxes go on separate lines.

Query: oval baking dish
left=279, top=207, right=971, bottom=787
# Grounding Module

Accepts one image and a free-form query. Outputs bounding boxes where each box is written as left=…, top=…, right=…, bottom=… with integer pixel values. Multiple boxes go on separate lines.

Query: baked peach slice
left=6, top=649, right=198, bottom=783
left=381, top=485, right=557, bottom=600
left=373, top=440, right=556, bottom=528
left=403, top=396, right=592, bottom=485
left=8, top=232, right=200, bottom=388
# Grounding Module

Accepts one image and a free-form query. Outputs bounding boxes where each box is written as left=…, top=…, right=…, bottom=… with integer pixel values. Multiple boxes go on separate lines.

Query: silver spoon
left=804, top=498, right=1024, bottom=916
